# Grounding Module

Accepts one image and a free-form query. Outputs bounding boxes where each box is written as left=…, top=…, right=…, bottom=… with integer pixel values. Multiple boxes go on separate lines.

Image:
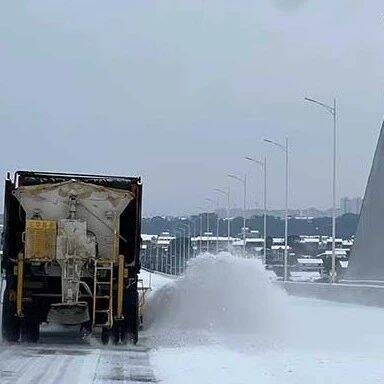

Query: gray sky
left=1, top=1, right=383, bottom=216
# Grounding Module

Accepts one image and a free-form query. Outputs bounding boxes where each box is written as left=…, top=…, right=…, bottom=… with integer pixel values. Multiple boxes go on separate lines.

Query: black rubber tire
left=112, top=324, right=120, bottom=345
left=131, top=329, right=138, bottom=345
left=21, top=320, right=40, bottom=343
left=80, top=321, right=92, bottom=338
left=123, top=289, right=139, bottom=344
left=111, top=323, right=129, bottom=345
left=1, top=289, right=20, bottom=343
left=120, top=328, right=128, bottom=345
left=101, top=328, right=110, bottom=345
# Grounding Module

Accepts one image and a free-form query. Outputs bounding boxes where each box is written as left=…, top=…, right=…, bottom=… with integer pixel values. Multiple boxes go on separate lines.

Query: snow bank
left=138, top=268, right=174, bottom=293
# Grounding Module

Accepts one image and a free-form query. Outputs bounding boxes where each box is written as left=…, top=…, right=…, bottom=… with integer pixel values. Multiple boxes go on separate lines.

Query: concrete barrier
left=277, top=280, right=384, bottom=307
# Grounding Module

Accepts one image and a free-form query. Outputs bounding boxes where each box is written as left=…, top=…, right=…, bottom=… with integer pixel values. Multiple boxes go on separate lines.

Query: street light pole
left=207, top=211, right=210, bottom=253
left=173, top=232, right=182, bottom=275
left=214, top=186, right=231, bottom=251
left=206, top=198, right=216, bottom=253
left=227, top=186, right=230, bottom=250
left=207, top=197, right=219, bottom=252
left=215, top=196, right=219, bottom=253
left=182, top=228, right=186, bottom=272
left=200, top=214, right=203, bottom=254
left=284, top=137, right=289, bottom=282
left=228, top=174, right=247, bottom=257
left=174, top=229, right=182, bottom=274
left=171, top=233, right=176, bottom=275
left=161, top=245, right=164, bottom=273
left=167, top=240, right=171, bottom=274
left=149, top=240, right=153, bottom=271
left=155, top=239, right=159, bottom=270
left=305, top=96, right=337, bottom=283
left=264, top=138, right=289, bottom=281
left=176, top=227, right=186, bottom=274
left=245, top=155, right=268, bottom=264
left=196, top=207, right=204, bottom=255
left=190, top=219, right=196, bottom=258
left=263, top=156, right=267, bottom=264
left=180, top=222, right=190, bottom=269
left=244, top=176, right=247, bottom=256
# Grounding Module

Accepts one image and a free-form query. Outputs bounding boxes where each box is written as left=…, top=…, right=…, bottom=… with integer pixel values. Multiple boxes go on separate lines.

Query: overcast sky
left=1, top=1, right=383, bottom=216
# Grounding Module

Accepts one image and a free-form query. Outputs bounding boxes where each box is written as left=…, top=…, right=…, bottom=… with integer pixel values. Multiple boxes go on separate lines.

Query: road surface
left=3, top=260, right=384, bottom=384
left=0, top=327, right=157, bottom=384
left=148, top=255, right=384, bottom=384
left=0, top=268, right=168, bottom=384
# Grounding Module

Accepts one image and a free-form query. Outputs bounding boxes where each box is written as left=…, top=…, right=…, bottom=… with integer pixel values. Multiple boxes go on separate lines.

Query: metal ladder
left=92, top=260, right=114, bottom=328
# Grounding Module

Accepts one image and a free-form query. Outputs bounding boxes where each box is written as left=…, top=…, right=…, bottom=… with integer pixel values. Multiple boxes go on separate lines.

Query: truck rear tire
left=21, top=320, right=40, bottom=343
left=2, top=289, right=20, bottom=343
left=112, top=323, right=120, bottom=344
left=111, top=323, right=129, bottom=345
left=120, top=327, right=128, bottom=344
left=124, top=289, right=139, bottom=344
left=101, top=327, right=110, bottom=345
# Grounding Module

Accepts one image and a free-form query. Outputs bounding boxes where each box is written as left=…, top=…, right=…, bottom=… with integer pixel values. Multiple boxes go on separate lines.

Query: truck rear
left=1, top=171, right=142, bottom=344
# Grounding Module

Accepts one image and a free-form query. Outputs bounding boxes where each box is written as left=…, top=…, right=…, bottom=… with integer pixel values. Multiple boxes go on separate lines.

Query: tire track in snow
left=0, top=342, right=157, bottom=383
left=93, top=347, right=157, bottom=383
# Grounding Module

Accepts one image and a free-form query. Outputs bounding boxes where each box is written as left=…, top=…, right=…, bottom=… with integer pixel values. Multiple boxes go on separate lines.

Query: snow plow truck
left=1, top=171, right=142, bottom=344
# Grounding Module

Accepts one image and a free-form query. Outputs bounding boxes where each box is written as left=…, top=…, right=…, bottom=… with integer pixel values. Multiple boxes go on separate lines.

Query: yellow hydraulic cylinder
left=117, top=255, right=124, bottom=319
left=17, top=253, right=24, bottom=316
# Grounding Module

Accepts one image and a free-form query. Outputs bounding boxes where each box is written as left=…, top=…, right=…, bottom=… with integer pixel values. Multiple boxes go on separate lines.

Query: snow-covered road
left=151, top=298, right=384, bottom=384
left=0, top=328, right=156, bottom=384
left=0, top=268, right=167, bottom=384
left=2, top=256, right=384, bottom=383
left=147, top=255, right=384, bottom=384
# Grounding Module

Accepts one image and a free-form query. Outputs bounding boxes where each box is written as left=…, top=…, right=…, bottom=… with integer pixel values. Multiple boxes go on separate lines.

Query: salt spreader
left=1, top=171, right=142, bottom=344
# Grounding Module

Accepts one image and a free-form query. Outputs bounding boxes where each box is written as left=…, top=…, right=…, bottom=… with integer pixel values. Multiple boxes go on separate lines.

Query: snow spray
left=145, top=253, right=288, bottom=346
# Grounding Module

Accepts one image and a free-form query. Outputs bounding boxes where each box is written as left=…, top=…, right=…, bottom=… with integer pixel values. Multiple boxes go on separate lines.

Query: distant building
left=340, top=196, right=362, bottom=215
